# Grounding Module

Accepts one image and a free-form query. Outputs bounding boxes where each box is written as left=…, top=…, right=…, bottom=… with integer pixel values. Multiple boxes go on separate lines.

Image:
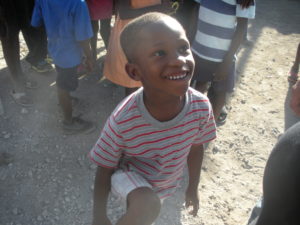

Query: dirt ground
left=0, top=0, right=300, bottom=225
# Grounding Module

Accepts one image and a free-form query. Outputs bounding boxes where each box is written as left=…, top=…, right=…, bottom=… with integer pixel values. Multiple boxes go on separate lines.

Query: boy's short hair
left=120, top=12, right=182, bottom=62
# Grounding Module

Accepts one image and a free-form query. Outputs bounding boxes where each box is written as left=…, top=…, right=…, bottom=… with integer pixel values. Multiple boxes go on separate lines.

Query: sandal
left=217, top=109, right=227, bottom=126
left=10, top=90, right=33, bottom=107
left=62, top=117, right=95, bottom=135
left=31, top=60, right=54, bottom=73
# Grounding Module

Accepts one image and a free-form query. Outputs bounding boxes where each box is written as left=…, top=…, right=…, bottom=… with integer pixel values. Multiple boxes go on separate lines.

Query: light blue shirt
left=31, top=0, right=93, bottom=68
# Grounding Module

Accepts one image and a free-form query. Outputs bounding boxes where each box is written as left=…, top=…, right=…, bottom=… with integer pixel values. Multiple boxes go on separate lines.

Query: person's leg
left=91, top=20, right=99, bottom=61
left=57, top=87, right=73, bottom=123
left=209, top=89, right=227, bottom=120
left=22, top=26, right=52, bottom=72
left=99, top=18, right=111, bottom=49
left=55, top=65, right=95, bottom=134
left=192, top=54, right=213, bottom=94
left=0, top=26, right=24, bottom=91
left=211, top=60, right=236, bottom=125
left=1, top=25, right=34, bottom=106
left=116, top=187, right=161, bottom=225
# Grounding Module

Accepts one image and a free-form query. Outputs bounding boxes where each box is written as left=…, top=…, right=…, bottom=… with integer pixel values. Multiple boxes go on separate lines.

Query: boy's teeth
left=168, top=74, right=187, bottom=80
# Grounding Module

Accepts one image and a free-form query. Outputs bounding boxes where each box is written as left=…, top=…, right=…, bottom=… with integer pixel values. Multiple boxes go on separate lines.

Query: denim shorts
left=192, top=54, right=235, bottom=92
left=55, top=65, right=78, bottom=92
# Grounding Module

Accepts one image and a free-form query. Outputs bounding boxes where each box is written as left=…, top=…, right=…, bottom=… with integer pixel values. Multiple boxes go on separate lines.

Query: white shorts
left=111, top=170, right=153, bottom=201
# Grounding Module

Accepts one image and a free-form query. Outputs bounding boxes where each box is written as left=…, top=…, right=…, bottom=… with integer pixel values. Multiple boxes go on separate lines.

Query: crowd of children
left=1, top=0, right=300, bottom=225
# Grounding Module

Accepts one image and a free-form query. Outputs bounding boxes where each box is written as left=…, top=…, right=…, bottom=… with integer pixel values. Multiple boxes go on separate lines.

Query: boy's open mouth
left=165, top=72, right=188, bottom=80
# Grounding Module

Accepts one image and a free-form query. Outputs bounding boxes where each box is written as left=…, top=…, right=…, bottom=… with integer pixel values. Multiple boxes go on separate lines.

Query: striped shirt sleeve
left=193, top=101, right=216, bottom=145
left=89, top=116, right=123, bottom=168
left=236, top=1, right=255, bottom=19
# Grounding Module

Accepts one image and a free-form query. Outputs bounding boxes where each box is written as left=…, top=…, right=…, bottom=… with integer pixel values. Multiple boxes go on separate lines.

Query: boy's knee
left=127, top=187, right=161, bottom=223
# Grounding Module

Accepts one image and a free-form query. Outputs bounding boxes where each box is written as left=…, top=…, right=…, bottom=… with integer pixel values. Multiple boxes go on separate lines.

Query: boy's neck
left=143, top=91, right=186, bottom=122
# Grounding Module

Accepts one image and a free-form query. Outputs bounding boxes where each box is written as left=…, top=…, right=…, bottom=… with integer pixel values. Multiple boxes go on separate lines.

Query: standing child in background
left=191, top=0, right=255, bottom=125
left=0, top=0, right=52, bottom=107
left=86, top=0, right=113, bottom=61
left=31, top=0, right=95, bottom=134
left=103, top=0, right=182, bottom=96
left=90, top=13, right=216, bottom=225
left=175, top=0, right=198, bottom=41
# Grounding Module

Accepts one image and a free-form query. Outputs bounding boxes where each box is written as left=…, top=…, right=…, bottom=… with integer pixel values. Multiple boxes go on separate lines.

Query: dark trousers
left=0, top=23, right=47, bottom=80
left=90, top=18, right=111, bottom=60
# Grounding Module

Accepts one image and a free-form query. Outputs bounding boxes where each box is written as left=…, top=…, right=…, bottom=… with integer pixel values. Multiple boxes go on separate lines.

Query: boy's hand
left=186, top=144, right=204, bottom=217
left=185, top=187, right=199, bottom=217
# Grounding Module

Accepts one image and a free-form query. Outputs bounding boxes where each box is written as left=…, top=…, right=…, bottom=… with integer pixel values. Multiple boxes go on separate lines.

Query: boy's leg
left=55, top=65, right=95, bottom=134
left=99, top=18, right=111, bottom=49
left=57, top=87, right=73, bottom=123
left=192, top=54, right=215, bottom=95
left=91, top=20, right=99, bottom=61
left=111, top=171, right=161, bottom=225
left=209, top=89, right=227, bottom=119
left=116, top=187, right=161, bottom=225
left=210, top=60, right=235, bottom=124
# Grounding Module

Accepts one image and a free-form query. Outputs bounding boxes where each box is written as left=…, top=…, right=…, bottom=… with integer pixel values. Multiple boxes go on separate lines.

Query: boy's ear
left=125, top=63, right=141, bottom=81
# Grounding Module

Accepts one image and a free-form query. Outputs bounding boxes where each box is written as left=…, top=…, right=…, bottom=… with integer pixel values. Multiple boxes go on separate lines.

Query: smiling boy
left=90, top=12, right=216, bottom=225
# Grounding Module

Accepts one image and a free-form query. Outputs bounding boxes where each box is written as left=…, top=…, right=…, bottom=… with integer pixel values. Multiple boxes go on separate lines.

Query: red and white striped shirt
left=90, top=87, right=216, bottom=198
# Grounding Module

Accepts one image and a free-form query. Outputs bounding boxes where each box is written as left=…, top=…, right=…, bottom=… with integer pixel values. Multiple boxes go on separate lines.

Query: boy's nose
left=169, top=54, right=186, bottom=67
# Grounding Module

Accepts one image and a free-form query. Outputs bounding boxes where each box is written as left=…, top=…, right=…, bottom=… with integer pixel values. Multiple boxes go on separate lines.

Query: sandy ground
left=0, top=0, right=300, bottom=225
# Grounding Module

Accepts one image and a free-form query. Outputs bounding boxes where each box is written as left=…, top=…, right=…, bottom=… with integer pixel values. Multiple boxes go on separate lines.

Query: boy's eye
left=178, top=45, right=190, bottom=55
left=153, top=50, right=166, bottom=57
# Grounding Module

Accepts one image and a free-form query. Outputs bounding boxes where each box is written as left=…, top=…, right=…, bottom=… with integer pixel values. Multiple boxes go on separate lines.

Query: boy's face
left=126, top=19, right=195, bottom=98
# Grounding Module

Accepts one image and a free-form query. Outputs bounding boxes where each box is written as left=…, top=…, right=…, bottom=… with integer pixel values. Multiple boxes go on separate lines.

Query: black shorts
left=55, top=65, right=78, bottom=92
left=192, top=54, right=235, bottom=92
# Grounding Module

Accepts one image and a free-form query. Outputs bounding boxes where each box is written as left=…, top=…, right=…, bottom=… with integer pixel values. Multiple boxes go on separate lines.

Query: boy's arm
left=92, top=166, right=114, bottom=225
left=214, top=17, right=248, bottom=81
left=185, top=144, right=204, bottom=217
